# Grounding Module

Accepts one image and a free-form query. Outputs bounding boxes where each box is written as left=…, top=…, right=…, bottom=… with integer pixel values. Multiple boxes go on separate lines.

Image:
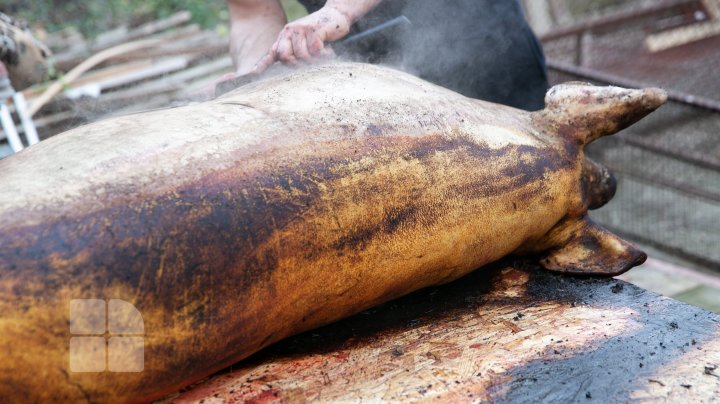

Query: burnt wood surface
left=165, top=259, right=720, bottom=403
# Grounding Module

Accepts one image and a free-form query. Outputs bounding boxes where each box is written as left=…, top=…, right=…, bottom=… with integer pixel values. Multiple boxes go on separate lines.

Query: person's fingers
left=307, top=32, right=325, bottom=56
left=275, top=35, right=298, bottom=65
left=250, top=37, right=281, bottom=74
left=251, top=52, right=275, bottom=74
left=217, top=72, right=238, bottom=82
left=270, top=37, right=280, bottom=54
left=291, top=31, right=312, bottom=62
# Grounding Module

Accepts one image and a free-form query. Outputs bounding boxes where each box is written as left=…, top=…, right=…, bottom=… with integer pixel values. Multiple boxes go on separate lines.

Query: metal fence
left=541, top=0, right=720, bottom=272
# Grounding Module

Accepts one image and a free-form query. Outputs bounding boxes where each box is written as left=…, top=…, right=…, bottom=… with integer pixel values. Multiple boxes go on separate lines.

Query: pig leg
left=539, top=217, right=647, bottom=276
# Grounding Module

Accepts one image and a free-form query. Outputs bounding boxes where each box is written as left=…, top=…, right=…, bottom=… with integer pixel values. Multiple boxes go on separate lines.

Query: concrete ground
left=618, top=246, right=720, bottom=313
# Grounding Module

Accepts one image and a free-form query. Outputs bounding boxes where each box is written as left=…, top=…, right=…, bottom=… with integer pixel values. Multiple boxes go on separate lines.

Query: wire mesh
left=543, top=0, right=720, bottom=271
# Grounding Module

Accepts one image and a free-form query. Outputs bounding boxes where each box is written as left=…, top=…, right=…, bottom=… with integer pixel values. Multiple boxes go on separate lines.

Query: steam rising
left=341, top=0, right=548, bottom=110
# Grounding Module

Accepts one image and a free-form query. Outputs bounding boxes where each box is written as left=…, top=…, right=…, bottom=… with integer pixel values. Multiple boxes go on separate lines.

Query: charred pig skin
left=0, top=63, right=666, bottom=402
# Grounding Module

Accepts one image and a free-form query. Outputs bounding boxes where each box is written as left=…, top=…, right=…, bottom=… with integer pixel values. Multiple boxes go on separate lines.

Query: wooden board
left=645, top=21, right=720, bottom=52
left=160, top=259, right=720, bottom=402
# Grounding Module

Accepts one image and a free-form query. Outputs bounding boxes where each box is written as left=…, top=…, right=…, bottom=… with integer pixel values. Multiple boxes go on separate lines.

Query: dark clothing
left=297, top=0, right=327, bottom=13
left=296, top=0, right=548, bottom=111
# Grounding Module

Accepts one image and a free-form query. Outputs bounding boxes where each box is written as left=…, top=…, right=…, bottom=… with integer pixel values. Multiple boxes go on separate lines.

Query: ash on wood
left=165, top=259, right=720, bottom=403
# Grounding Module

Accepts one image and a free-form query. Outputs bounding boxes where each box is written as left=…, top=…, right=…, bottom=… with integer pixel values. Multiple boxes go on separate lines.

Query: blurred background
left=0, top=0, right=718, bottom=311
left=528, top=0, right=720, bottom=313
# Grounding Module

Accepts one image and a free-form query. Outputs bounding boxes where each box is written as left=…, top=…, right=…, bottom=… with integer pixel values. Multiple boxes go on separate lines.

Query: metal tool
left=215, top=15, right=411, bottom=97
left=0, top=61, right=39, bottom=154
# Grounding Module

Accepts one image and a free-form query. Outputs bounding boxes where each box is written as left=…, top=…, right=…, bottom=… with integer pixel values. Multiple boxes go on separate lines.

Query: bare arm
left=226, top=0, right=287, bottom=74
left=252, top=0, right=384, bottom=73
left=324, top=0, right=385, bottom=28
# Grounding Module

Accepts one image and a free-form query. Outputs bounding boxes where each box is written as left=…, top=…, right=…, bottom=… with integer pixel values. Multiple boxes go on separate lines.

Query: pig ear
left=538, top=83, right=667, bottom=146
left=540, top=218, right=647, bottom=276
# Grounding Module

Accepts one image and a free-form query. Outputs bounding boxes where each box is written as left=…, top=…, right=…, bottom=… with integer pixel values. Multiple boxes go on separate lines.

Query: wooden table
left=164, top=259, right=720, bottom=403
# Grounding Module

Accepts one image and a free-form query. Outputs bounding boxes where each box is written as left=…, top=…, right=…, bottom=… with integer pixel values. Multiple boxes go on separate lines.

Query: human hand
left=227, top=0, right=287, bottom=75
left=252, top=6, right=351, bottom=73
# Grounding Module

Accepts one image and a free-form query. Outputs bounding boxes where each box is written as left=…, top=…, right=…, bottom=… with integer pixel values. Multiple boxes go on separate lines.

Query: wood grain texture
left=165, top=260, right=720, bottom=403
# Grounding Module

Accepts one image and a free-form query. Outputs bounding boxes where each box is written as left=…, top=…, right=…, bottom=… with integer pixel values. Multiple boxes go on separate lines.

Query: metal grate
left=542, top=0, right=720, bottom=271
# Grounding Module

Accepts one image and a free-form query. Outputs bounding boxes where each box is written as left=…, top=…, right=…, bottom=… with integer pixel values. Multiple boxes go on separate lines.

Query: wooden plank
left=86, top=57, right=232, bottom=105
left=0, top=110, right=77, bottom=141
left=61, top=59, right=156, bottom=88
left=64, top=55, right=190, bottom=98
left=93, top=25, right=130, bottom=50
left=53, top=11, right=192, bottom=70
left=28, top=38, right=167, bottom=116
left=541, top=0, right=701, bottom=41
left=703, top=0, right=720, bottom=18
left=22, top=30, right=222, bottom=100
left=5, top=58, right=233, bottom=140
left=120, top=11, right=192, bottom=44
left=53, top=25, right=210, bottom=71
left=101, top=39, right=227, bottom=65
left=162, top=259, right=720, bottom=403
left=645, top=20, right=720, bottom=51
left=64, top=58, right=233, bottom=120
left=159, top=57, right=233, bottom=85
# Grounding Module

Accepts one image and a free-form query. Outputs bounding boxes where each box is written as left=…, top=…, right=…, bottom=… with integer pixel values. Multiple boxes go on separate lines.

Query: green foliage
left=281, top=0, right=308, bottom=21
left=4, top=0, right=308, bottom=40
left=4, top=0, right=228, bottom=39
left=128, top=0, right=229, bottom=28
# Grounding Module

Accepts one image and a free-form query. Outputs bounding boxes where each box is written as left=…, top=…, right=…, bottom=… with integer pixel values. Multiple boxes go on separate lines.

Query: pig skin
left=0, top=63, right=666, bottom=402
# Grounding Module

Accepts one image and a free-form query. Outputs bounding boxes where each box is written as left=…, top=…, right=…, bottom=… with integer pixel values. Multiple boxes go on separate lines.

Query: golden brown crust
left=0, top=63, right=664, bottom=402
